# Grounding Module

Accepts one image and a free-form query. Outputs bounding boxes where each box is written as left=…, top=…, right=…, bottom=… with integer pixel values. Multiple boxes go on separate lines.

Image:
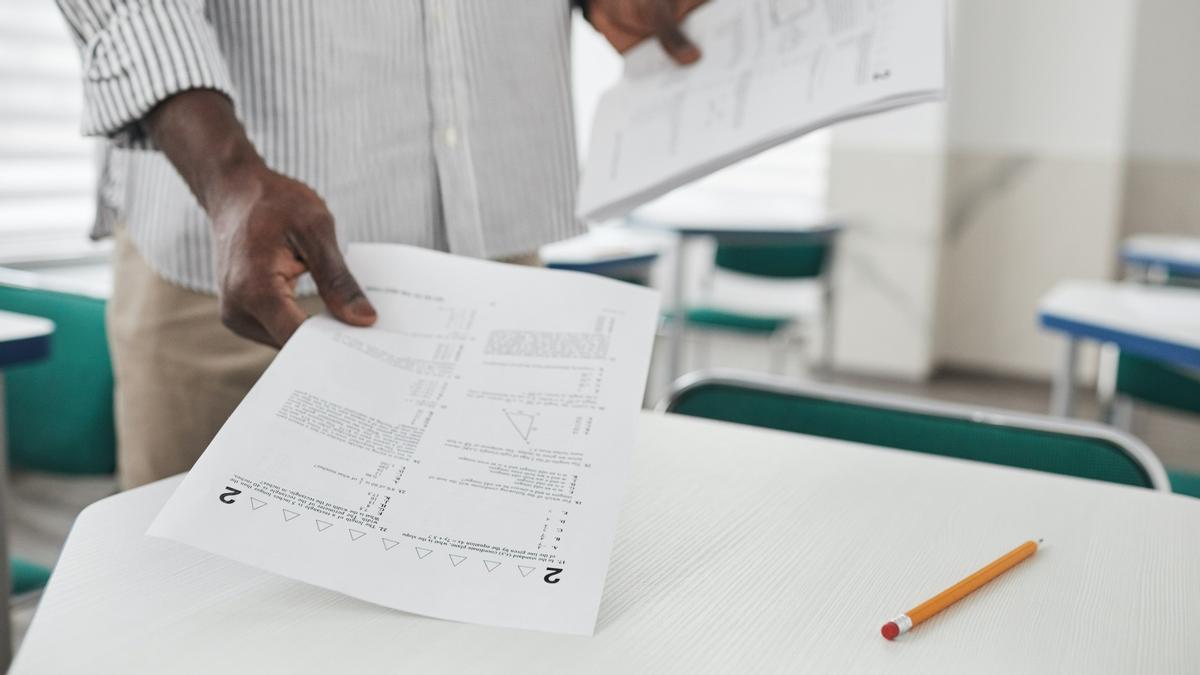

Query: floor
left=6, top=334, right=1198, bottom=653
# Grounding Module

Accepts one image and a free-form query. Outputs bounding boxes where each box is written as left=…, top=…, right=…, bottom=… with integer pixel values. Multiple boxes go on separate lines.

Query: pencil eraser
left=881, top=622, right=900, bottom=640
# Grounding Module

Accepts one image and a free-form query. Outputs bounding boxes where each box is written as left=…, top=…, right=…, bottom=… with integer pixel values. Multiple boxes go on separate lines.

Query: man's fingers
left=657, top=24, right=700, bottom=64
left=653, top=0, right=700, bottom=64
left=247, top=285, right=311, bottom=347
left=291, top=221, right=377, bottom=327
left=218, top=303, right=277, bottom=347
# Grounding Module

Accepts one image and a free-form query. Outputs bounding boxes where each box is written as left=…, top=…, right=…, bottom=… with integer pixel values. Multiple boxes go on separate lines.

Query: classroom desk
left=1121, top=234, right=1200, bottom=280
left=0, top=310, right=54, bottom=670
left=626, top=200, right=842, bottom=383
left=14, top=411, right=1200, bottom=674
left=1038, top=280, right=1200, bottom=417
left=540, top=230, right=665, bottom=283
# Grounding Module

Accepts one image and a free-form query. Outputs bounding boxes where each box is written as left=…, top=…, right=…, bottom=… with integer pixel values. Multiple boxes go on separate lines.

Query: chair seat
left=11, top=556, right=51, bottom=595
left=683, top=307, right=794, bottom=333
left=1169, top=469, right=1200, bottom=498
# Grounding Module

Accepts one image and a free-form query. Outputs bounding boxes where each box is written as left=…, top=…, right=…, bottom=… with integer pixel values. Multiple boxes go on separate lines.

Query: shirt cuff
left=79, top=1, right=237, bottom=149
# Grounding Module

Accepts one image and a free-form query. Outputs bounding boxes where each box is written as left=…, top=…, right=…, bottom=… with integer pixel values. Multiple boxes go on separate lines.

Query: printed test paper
left=148, top=244, right=660, bottom=635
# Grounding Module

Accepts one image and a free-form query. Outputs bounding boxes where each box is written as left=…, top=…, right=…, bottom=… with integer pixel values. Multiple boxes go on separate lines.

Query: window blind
left=0, top=0, right=103, bottom=263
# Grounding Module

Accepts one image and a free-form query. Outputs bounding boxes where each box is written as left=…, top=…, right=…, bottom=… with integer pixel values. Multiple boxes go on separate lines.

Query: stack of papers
left=577, top=0, right=947, bottom=221
left=150, top=245, right=660, bottom=635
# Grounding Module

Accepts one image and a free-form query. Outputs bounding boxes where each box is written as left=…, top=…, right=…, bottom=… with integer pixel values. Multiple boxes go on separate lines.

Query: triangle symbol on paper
left=449, top=554, right=467, bottom=567
left=282, top=509, right=300, bottom=522
left=382, top=538, right=399, bottom=551
left=250, top=497, right=266, bottom=510
left=415, top=547, right=433, bottom=559
left=518, top=565, right=535, bottom=577
left=348, top=529, right=366, bottom=541
left=315, top=520, right=332, bottom=532
left=483, top=560, right=501, bottom=572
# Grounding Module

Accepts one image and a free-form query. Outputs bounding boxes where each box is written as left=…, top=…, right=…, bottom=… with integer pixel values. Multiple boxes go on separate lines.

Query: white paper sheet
left=148, top=244, right=660, bottom=635
left=577, top=0, right=946, bottom=221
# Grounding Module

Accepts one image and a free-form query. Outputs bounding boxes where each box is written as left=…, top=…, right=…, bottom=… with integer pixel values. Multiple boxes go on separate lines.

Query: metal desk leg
left=818, top=269, right=835, bottom=380
left=0, top=373, right=12, bottom=669
left=667, top=236, right=688, bottom=386
left=1050, top=337, right=1079, bottom=418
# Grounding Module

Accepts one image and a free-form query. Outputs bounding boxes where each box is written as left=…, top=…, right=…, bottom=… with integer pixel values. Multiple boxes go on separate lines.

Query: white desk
left=14, top=412, right=1200, bottom=674
left=1121, top=234, right=1200, bottom=280
left=539, top=229, right=665, bottom=283
left=0, top=310, right=54, bottom=670
left=1038, top=280, right=1200, bottom=417
left=627, top=201, right=842, bottom=383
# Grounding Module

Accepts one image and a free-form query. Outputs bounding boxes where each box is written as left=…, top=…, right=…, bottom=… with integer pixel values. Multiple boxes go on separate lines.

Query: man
left=56, top=0, right=702, bottom=488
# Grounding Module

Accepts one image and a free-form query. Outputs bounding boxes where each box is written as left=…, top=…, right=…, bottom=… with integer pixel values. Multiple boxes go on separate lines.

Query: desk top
left=14, top=412, right=1200, bottom=674
left=1122, top=235, right=1200, bottom=277
left=1039, top=280, right=1200, bottom=368
left=627, top=191, right=841, bottom=238
left=0, top=310, right=53, bottom=368
left=0, top=261, right=112, bottom=299
left=540, top=229, right=664, bottom=273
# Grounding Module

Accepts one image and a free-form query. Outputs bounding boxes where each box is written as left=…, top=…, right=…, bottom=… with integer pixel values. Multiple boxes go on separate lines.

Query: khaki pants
left=108, top=230, right=538, bottom=489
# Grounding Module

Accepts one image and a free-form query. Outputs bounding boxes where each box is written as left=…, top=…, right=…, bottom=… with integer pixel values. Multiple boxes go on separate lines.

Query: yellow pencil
left=881, top=539, right=1041, bottom=640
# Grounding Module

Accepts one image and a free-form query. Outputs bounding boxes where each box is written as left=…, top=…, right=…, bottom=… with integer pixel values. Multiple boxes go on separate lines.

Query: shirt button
left=443, top=126, right=458, bottom=147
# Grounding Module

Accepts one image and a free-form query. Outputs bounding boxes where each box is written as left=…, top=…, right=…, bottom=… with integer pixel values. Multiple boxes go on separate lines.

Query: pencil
left=881, top=539, right=1041, bottom=640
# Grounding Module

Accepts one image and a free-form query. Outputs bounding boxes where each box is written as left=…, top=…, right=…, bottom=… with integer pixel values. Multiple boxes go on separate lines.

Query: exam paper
left=577, top=0, right=946, bottom=220
left=148, top=244, right=660, bottom=635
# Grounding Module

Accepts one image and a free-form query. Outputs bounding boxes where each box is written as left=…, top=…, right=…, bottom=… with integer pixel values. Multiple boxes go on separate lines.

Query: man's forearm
left=144, top=89, right=266, bottom=218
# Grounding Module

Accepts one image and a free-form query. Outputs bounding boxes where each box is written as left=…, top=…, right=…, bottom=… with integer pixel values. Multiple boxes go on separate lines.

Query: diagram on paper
left=503, top=409, right=539, bottom=443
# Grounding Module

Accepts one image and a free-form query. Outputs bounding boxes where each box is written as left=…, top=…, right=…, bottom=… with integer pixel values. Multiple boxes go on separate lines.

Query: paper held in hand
left=148, top=244, right=660, bottom=635
left=576, top=0, right=947, bottom=221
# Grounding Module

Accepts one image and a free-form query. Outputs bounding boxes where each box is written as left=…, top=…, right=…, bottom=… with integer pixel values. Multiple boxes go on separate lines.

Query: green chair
left=661, top=369, right=1171, bottom=491
left=684, top=238, right=836, bottom=376
left=1099, top=260, right=1200, bottom=497
left=0, top=277, right=116, bottom=596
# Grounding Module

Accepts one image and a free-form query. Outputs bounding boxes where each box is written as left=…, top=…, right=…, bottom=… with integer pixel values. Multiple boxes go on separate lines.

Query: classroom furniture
left=14, top=412, right=1200, bottom=673
left=1121, top=234, right=1200, bottom=282
left=0, top=265, right=115, bottom=670
left=1037, top=280, right=1200, bottom=418
left=1108, top=237, right=1200, bottom=421
left=1111, top=353, right=1200, bottom=497
left=0, top=309, right=54, bottom=670
left=1101, top=249, right=1200, bottom=497
left=0, top=268, right=115, bottom=475
left=661, top=369, right=1169, bottom=491
left=687, top=239, right=835, bottom=376
left=540, top=229, right=664, bottom=286
left=627, top=203, right=842, bottom=384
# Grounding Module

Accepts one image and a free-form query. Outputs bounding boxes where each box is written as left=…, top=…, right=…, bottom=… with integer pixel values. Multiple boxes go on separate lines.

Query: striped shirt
left=55, top=0, right=583, bottom=294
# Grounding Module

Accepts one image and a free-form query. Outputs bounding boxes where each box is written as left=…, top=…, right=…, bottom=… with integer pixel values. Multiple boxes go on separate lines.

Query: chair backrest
left=661, top=369, right=1170, bottom=490
left=0, top=283, right=115, bottom=475
left=713, top=241, right=830, bottom=279
left=1116, top=269, right=1200, bottom=416
left=1116, top=352, right=1200, bottom=416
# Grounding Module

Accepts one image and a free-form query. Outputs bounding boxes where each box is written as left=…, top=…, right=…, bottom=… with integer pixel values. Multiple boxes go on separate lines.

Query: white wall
left=828, top=102, right=948, bottom=380
left=935, top=0, right=1140, bottom=380
left=1119, top=0, right=1200, bottom=242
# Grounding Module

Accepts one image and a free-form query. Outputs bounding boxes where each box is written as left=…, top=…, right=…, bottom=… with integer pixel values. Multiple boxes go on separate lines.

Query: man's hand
left=208, top=165, right=376, bottom=346
left=145, top=90, right=376, bottom=347
left=586, top=0, right=706, bottom=63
